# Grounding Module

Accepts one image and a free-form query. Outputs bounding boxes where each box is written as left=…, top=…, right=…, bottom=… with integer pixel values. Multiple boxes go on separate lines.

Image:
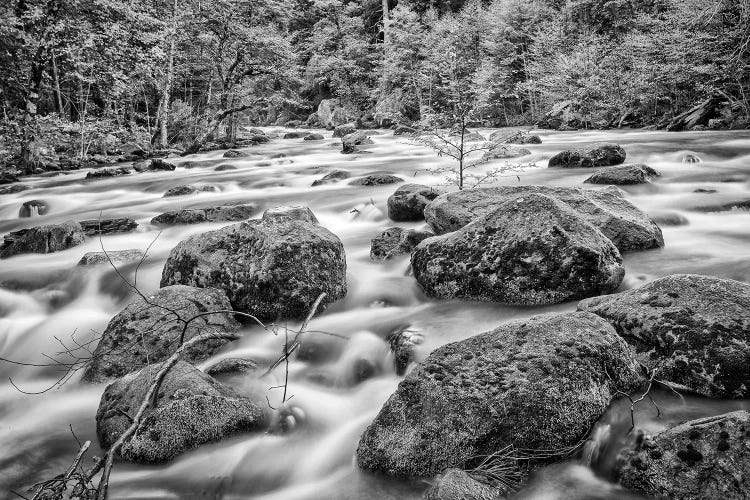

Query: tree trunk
left=159, top=0, right=178, bottom=148
left=20, top=61, right=45, bottom=174
left=51, top=51, right=64, bottom=114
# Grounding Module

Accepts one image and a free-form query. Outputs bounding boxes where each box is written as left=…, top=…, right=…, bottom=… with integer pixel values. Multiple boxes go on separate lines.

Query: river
left=1, top=128, right=749, bottom=499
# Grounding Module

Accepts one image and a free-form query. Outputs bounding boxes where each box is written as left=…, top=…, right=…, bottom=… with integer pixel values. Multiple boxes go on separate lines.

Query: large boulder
left=370, top=227, right=434, bottom=261
left=0, top=184, right=31, bottom=195
left=151, top=204, right=259, bottom=226
left=317, top=99, right=358, bottom=129
left=160, top=218, right=347, bottom=321
left=96, top=361, right=267, bottom=463
left=304, top=133, right=325, bottom=141
left=423, top=185, right=663, bottom=252
left=541, top=100, right=582, bottom=130
left=79, top=218, right=138, bottom=236
left=282, top=131, right=308, bottom=139
left=412, top=194, right=624, bottom=305
left=356, top=312, right=644, bottom=478
left=578, top=274, right=750, bottom=398
left=82, top=285, right=240, bottom=382
left=618, top=410, right=750, bottom=499
left=387, top=184, right=443, bottom=222
left=0, top=221, right=85, bottom=258
left=548, top=143, right=626, bottom=168
left=342, top=131, right=374, bottom=154
left=584, top=164, right=661, bottom=185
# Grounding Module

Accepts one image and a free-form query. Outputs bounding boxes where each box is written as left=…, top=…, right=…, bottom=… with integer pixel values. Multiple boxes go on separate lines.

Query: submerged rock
left=618, top=410, right=750, bottom=500
left=283, top=131, right=308, bottom=139
left=387, top=184, right=443, bottom=222
left=151, top=204, right=259, bottom=226
left=342, top=131, right=374, bottom=154
left=482, top=145, right=531, bottom=160
left=356, top=312, right=644, bottom=478
left=96, top=361, right=267, bottom=463
left=350, top=174, right=404, bottom=186
left=651, top=211, right=689, bottom=227
left=160, top=218, right=347, bottom=321
left=333, top=123, right=357, bottom=138
left=83, top=285, right=240, bottom=382
left=489, top=130, right=542, bottom=145
left=304, top=133, right=325, bottom=141
left=386, top=325, right=424, bottom=376
left=371, top=227, right=434, bottom=261
left=423, top=185, right=663, bottom=252
left=214, top=164, right=238, bottom=171
left=79, top=218, right=138, bottom=236
left=424, top=469, right=503, bottom=500
left=19, top=200, right=50, bottom=218
left=262, top=205, right=319, bottom=224
left=78, top=249, right=144, bottom=266
left=312, top=170, right=350, bottom=186
left=584, top=164, right=661, bottom=185
left=222, top=149, right=250, bottom=158
left=578, top=274, right=750, bottom=398
left=86, top=167, right=132, bottom=179
left=163, top=184, right=219, bottom=197
left=692, top=198, right=750, bottom=213
left=412, top=194, right=624, bottom=305
left=548, top=143, right=626, bottom=168
left=0, top=184, right=31, bottom=195
left=0, top=221, right=85, bottom=258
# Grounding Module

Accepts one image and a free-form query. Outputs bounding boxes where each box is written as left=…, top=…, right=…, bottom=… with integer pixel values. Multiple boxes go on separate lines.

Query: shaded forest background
left=1, top=0, right=749, bottom=173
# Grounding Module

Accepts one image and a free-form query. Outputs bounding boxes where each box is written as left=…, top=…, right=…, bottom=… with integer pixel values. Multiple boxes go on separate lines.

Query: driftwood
left=666, top=95, right=727, bottom=131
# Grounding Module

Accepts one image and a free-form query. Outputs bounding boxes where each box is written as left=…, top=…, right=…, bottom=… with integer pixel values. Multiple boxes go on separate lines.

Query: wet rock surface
left=578, top=274, right=750, bottom=398
left=312, top=170, right=350, bottom=186
left=356, top=312, right=644, bottom=478
left=619, top=410, right=750, bottom=499
left=413, top=193, right=625, bottom=304
left=79, top=218, right=138, bottom=236
left=424, top=468, right=503, bottom=500
left=1, top=221, right=85, bottom=258
left=151, top=204, right=259, bottom=226
left=96, top=361, right=267, bottom=463
left=424, top=185, right=663, bottom=252
left=160, top=217, right=347, bottom=321
left=584, top=164, right=661, bottom=185
left=548, top=143, right=626, bottom=168
left=83, top=285, right=240, bottom=382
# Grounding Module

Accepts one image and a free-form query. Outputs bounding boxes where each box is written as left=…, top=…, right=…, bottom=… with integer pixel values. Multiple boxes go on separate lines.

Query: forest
left=1, top=0, right=749, bottom=174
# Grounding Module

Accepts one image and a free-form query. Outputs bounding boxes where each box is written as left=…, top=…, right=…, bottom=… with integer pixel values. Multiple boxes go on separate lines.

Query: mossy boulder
left=387, top=184, right=444, bottom=222
left=96, top=361, right=267, bottom=463
left=578, top=274, right=750, bottom=398
left=342, top=131, right=374, bottom=154
left=412, top=194, right=624, bottom=305
left=350, top=174, right=404, bottom=186
left=82, top=285, right=239, bottom=382
left=548, top=143, right=626, bottom=168
left=0, top=221, right=85, bottom=258
left=618, top=410, right=750, bottom=499
left=584, top=164, right=661, bottom=185
left=423, top=185, right=663, bottom=252
left=356, top=312, right=644, bottom=478
left=160, top=218, right=347, bottom=321
left=312, top=170, right=350, bottom=186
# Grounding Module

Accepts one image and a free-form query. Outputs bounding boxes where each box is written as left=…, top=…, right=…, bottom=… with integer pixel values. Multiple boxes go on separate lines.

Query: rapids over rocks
left=1, top=128, right=749, bottom=499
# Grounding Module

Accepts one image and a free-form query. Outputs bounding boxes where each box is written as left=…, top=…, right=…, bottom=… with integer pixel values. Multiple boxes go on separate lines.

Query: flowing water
left=1, top=128, right=749, bottom=499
